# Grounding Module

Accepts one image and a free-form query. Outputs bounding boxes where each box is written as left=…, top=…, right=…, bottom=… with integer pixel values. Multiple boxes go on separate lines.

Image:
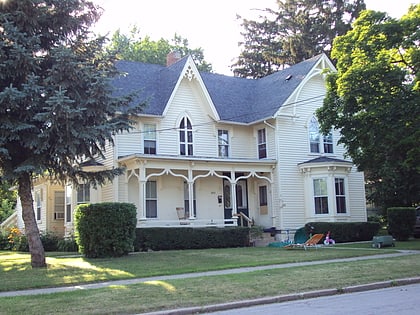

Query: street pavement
left=199, top=282, right=420, bottom=315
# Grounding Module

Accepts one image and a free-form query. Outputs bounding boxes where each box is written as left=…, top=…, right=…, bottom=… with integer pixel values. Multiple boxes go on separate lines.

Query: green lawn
left=1, top=240, right=420, bottom=314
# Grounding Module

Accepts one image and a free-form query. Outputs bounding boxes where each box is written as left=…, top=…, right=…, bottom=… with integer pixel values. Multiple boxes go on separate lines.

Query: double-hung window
left=257, top=128, right=267, bottom=159
left=309, top=116, right=333, bottom=154
left=259, top=186, right=268, bottom=207
left=323, top=132, right=333, bottom=153
left=54, top=191, right=65, bottom=220
left=218, top=129, right=229, bottom=158
left=313, top=178, right=329, bottom=214
left=335, top=178, right=347, bottom=213
left=77, top=184, right=90, bottom=204
left=179, top=117, right=193, bottom=156
left=66, top=187, right=72, bottom=222
left=146, top=181, right=157, bottom=218
left=35, top=191, right=42, bottom=221
left=309, top=116, right=321, bottom=153
left=144, top=124, right=156, bottom=154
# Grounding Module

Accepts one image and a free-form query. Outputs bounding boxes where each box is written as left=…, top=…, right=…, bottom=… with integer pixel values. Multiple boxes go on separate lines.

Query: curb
left=141, top=277, right=420, bottom=315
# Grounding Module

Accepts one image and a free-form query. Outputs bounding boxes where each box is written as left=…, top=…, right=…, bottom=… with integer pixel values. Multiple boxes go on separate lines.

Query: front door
left=223, top=178, right=249, bottom=226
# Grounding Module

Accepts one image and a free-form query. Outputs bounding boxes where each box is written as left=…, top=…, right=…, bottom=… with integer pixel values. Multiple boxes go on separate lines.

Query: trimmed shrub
left=304, top=222, right=380, bottom=243
left=75, top=202, right=137, bottom=258
left=387, top=207, right=416, bottom=241
left=134, top=227, right=249, bottom=251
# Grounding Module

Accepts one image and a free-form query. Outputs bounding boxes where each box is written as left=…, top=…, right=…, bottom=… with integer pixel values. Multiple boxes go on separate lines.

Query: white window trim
left=312, top=177, right=329, bottom=215
left=35, top=189, right=42, bottom=222
left=257, top=128, right=267, bottom=159
left=334, top=177, right=350, bottom=215
left=143, top=123, right=157, bottom=155
left=309, top=175, right=350, bottom=216
left=178, top=116, right=194, bottom=156
left=146, top=180, right=158, bottom=218
left=308, top=115, right=334, bottom=155
left=217, top=129, right=230, bottom=158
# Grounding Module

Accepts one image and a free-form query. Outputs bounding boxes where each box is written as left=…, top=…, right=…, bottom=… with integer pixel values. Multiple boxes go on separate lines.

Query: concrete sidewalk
left=1, top=250, right=419, bottom=298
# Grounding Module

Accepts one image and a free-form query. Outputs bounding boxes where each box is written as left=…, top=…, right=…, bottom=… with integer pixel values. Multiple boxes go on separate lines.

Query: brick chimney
left=166, top=51, right=181, bottom=66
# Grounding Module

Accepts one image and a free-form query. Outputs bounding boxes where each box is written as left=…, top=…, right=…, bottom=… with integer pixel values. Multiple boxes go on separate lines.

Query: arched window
left=309, top=116, right=333, bottom=154
left=179, top=117, right=193, bottom=156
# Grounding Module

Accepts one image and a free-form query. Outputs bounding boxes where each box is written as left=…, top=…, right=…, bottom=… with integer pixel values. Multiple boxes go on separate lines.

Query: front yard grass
left=1, top=240, right=419, bottom=314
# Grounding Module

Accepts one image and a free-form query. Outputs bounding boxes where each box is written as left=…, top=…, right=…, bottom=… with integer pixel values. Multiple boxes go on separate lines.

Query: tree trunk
left=18, top=173, right=46, bottom=268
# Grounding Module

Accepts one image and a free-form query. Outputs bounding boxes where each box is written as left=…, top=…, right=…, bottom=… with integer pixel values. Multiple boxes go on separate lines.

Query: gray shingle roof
left=298, top=156, right=353, bottom=165
left=112, top=54, right=323, bottom=123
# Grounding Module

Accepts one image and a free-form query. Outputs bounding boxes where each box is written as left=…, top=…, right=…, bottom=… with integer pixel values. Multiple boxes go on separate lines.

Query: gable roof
left=112, top=54, right=326, bottom=123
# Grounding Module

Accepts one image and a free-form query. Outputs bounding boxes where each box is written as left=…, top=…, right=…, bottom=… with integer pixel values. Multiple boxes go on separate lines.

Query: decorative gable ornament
left=184, top=65, right=196, bottom=81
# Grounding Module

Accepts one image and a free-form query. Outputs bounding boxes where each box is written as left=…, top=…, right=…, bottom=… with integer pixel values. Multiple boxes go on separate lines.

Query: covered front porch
left=118, top=154, right=277, bottom=228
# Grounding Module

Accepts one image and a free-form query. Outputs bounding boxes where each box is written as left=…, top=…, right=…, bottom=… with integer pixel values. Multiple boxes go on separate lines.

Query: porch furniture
left=284, top=233, right=324, bottom=250
left=176, top=207, right=186, bottom=219
left=176, top=207, right=190, bottom=225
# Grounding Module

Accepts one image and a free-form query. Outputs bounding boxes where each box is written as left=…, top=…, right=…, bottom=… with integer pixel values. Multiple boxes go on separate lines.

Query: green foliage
left=134, top=227, right=250, bottom=251
left=75, top=203, right=137, bottom=258
left=0, top=229, right=8, bottom=249
left=0, top=229, right=78, bottom=252
left=39, top=232, right=60, bottom=252
left=0, top=181, right=17, bottom=223
left=0, top=227, right=28, bottom=251
left=107, top=27, right=213, bottom=72
left=305, top=222, right=380, bottom=243
left=0, top=199, right=15, bottom=224
left=387, top=207, right=416, bottom=241
left=57, top=236, right=79, bottom=252
left=318, top=5, right=420, bottom=210
left=233, top=0, right=366, bottom=78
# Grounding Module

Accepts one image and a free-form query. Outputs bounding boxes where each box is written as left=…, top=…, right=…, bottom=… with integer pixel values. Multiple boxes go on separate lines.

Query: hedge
left=304, top=222, right=380, bottom=243
left=134, top=227, right=249, bottom=251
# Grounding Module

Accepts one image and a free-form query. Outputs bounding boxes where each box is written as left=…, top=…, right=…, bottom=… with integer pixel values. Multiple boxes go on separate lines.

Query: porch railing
left=0, top=212, right=18, bottom=230
left=137, top=218, right=238, bottom=228
left=237, top=211, right=254, bottom=226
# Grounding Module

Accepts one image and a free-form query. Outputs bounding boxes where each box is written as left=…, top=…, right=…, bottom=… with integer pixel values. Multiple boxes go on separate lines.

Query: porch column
left=231, top=171, right=238, bottom=219
left=188, top=181, right=195, bottom=220
left=187, top=169, right=195, bottom=220
left=139, top=178, right=147, bottom=220
left=139, top=163, right=147, bottom=221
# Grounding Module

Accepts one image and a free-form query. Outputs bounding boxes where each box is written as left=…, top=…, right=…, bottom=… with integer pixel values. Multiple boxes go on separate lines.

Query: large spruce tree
left=233, top=0, right=366, bottom=78
left=0, top=0, right=141, bottom=267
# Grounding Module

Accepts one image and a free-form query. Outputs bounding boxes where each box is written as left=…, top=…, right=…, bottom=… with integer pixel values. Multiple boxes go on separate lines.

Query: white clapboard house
left=11, top=53, right=366, bottom=237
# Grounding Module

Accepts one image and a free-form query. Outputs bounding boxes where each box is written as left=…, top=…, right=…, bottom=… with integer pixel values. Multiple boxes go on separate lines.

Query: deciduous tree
left=317, top=5, right=420, bottom=211
left=107, top=27, right=213, bottom=72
